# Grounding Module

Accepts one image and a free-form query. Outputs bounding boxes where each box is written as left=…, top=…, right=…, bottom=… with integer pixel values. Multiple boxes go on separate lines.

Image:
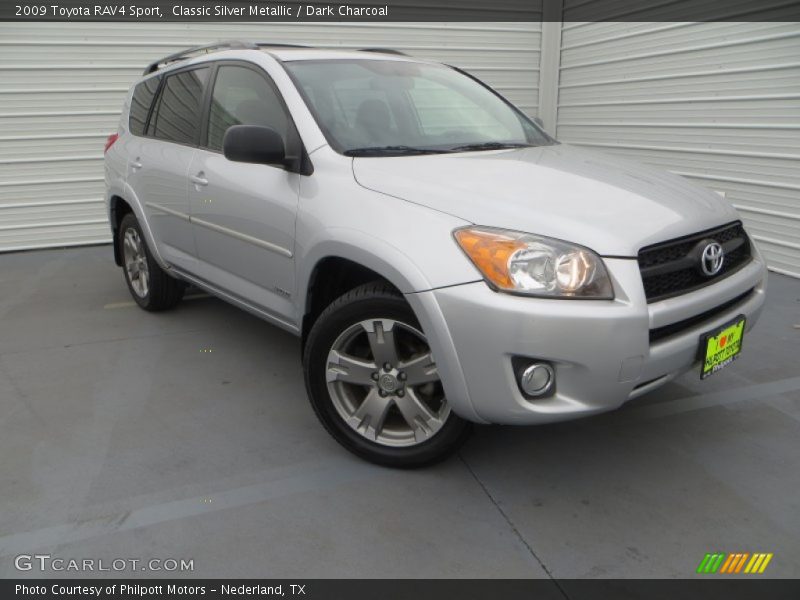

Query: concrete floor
left=0, top=246, right=798, bottom=579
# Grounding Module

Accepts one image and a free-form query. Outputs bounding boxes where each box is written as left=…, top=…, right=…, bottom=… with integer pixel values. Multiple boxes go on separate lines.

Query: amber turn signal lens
left=454, top=226, right=614, bottom=298
left=454, top=228, right=527, bottom=289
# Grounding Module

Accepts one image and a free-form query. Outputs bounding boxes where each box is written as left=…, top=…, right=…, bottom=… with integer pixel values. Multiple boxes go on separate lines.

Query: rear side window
left=150, top=68, right=209, bottom=145
left=128, top=76, right=160, bottom=136
left=206, top=65, right=290, bottom=152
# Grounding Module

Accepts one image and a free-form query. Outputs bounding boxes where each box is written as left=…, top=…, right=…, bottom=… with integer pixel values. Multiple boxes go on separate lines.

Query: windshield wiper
left=344, top=145, right=449, bottom=157
left=448, top=142, right=533, bottom=152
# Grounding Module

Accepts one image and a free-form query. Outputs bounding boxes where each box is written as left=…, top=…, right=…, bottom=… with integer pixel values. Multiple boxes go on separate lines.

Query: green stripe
left=704, top=554, right=718, bottom=573
left=697, top=553, right=713, bottom=573
left=710, top=553, right=727, bottom=573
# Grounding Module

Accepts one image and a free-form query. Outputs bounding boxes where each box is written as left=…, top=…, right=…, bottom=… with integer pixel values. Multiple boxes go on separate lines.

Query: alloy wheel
left=326, top=319, right=450, bottom=447
left=123, top=227, right=150, bottom=298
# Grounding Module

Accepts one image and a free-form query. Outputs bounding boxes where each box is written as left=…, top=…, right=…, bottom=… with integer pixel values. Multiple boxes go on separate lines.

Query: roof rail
left=359, top=48, right=409, bottom=56
left=143, top=41, right=259, bottom=75
left=143, top=41, right=312, bottom=74
left=254, top=43, right=311, bottom=50
left=143, top=43, right=406, bottom=75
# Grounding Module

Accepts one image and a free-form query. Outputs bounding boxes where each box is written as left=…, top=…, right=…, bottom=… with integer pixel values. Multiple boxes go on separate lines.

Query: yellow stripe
left=751, top=554, right=767, bottom=573
left=758, top=553, right=774, bottom=573
left=720, top=553, right=736, bottom=573
left=744, top=554, right=759, bottom=573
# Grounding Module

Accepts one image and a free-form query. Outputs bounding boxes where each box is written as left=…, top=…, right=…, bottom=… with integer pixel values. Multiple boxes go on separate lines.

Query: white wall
left=2, top=19, right=798, bottom=279
left=544, top=22, right=800, bottom=278
left=0, top=21, right=541, bottom=251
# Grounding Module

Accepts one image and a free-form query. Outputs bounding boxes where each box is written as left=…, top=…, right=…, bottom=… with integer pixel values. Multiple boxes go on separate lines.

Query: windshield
left=284, top=59, right=555, bottom=156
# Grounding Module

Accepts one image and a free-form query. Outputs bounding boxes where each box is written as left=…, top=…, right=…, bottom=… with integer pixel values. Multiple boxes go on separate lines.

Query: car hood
left=352, top=143, right=740, bottom=256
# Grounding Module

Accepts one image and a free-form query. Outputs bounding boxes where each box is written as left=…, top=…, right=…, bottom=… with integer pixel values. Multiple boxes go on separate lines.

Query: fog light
left=519, top=363, right=555, bottom=397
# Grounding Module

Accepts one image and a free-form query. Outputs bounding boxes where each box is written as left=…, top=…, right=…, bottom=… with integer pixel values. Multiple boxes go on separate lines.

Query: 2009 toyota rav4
left=104, top=42, right=768, bottom=466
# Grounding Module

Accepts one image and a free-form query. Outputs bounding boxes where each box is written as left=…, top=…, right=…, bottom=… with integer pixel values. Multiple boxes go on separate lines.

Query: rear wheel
left=119, top=212, right=185, bottom=311
left=303, top=282, right=471, bottom=467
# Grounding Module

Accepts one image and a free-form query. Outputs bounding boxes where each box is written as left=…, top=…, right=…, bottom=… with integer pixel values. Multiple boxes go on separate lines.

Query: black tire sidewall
left=303, top=286, right=471, bottom=468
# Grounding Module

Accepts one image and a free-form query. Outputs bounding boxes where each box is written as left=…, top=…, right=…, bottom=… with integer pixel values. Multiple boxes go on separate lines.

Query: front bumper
left=407, top=253, right=767, bottom=425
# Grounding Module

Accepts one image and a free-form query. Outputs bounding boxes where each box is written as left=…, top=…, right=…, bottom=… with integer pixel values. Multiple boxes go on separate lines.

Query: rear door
left=127, top=66, right=210, bottom=271
left=188, top=62, right=301, bottom=325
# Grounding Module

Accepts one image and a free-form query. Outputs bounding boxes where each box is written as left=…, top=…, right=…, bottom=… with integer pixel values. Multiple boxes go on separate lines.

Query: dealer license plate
left=700, top=315, right=746, bottom=379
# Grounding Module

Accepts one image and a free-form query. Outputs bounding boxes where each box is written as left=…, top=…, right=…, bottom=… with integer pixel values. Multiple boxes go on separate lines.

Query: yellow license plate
left=700, top=316, right=746, bottom=379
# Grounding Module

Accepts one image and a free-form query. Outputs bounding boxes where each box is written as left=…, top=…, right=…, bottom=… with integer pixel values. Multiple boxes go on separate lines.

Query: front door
left=189, top=63, right=301, bottom=325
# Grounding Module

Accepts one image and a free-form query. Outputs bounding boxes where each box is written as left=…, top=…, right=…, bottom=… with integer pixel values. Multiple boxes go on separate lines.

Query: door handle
left=131, top=158, right=143, bottom=170
left=190, top=173, right=208, bottom=187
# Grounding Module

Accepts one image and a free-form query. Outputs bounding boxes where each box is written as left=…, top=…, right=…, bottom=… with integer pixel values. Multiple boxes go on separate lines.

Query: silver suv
left=104, top=42, right=767, bottom=466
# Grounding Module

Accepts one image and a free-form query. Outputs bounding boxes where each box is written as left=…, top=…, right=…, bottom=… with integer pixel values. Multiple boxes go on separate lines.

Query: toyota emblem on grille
left=700, top=242, right=725, bottom=276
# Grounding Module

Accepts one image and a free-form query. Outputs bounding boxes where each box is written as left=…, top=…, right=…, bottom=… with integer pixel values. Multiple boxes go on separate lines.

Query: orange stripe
left=720, top=554, right=736, bottom=573
left=727, top=553, right=740, bottom=573
left=735, top=553, right=749, bottom=573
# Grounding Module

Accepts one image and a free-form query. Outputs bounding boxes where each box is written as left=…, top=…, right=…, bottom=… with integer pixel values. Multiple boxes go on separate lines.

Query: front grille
left=638, top=221, right=751, bottom=303
left=649, top=289, right=753, bottom=344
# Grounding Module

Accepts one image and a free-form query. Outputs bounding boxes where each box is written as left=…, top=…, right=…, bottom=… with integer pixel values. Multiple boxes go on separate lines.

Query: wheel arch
left=300, top=255, right=404, bottom=350
left=105, top=183, right=170, bottom=271
left=109, top=195, right=133, bottom=266
left=298, top=235, right=432, bottom=346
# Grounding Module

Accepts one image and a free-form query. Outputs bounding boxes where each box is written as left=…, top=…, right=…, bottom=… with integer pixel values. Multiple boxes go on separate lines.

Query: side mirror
left=223, top=125, right=286, bottom=167
left=533, top=116, right=544, bottom=128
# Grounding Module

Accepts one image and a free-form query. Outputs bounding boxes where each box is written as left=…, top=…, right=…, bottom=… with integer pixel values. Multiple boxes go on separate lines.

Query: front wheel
left=303, top=282, right=471, bottom=467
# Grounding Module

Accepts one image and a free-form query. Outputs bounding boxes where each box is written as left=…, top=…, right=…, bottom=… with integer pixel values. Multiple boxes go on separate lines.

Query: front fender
left=295, top=230, right=485, bottom=424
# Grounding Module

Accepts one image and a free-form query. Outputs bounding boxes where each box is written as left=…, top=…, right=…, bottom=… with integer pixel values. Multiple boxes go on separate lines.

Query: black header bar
left=5, top=579, right=800, bottom=600
left=3, top=0, right=800, bottom=22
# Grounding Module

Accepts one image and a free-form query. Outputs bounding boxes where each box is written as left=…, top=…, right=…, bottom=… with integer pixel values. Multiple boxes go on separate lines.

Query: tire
left=303, top=281, right=472, bottom=467
left=118, top=212, right=185, bottom=311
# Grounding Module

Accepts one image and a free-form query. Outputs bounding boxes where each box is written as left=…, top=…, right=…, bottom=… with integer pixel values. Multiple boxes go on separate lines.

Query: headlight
left=454, top=226, right=614, bottom=299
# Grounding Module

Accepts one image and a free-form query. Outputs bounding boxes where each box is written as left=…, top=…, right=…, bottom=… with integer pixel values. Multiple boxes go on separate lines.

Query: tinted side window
left=129, top=76, right=160, bottom=136
left=151, top=68, right=209, bottom=145
left=207, top=66, right=289, bottom=152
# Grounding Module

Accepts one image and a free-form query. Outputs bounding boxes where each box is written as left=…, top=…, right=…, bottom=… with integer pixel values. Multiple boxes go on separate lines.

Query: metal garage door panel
left=556, top=20, right=800, bottom=278
left=558, top=125, right=800, bottom=154
left=0, top=90, right=128, bottom=113
left=0, top=158, right=104, bottom=185
left=0, top=222, right=110, bottom=252
left=0, top=21, right=541, bottom=252
left=0, top=136, right=108, bottom=160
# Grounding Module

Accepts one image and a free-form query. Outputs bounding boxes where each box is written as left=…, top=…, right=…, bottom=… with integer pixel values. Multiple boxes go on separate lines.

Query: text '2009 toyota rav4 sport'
left=104, top=42, right=768, bottom=467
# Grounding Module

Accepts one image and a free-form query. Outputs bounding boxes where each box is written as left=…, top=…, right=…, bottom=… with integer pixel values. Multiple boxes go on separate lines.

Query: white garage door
left=554, top=22, right=800, bottom=278
left=0, top=21, right=541, bottom=252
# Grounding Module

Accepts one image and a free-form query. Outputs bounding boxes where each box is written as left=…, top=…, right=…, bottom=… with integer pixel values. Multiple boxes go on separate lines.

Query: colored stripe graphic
left=744, top=553, right=774, bottom=574
left=734, top=553, right=749, bottom=573
left=720, top=553, right=736, bottom=573
left=697, top=554, right=712, bottom=573
left=710, top=553, right=726, bottom=573
left=725, top=552, right=742, bottom=573
left=745, top=554, right=761, bottom=573
left=759, top=553, right=774, bottom=573
left=697, top=552, right=772, bottom=574
left=698, top=553, right=727, bottom=573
